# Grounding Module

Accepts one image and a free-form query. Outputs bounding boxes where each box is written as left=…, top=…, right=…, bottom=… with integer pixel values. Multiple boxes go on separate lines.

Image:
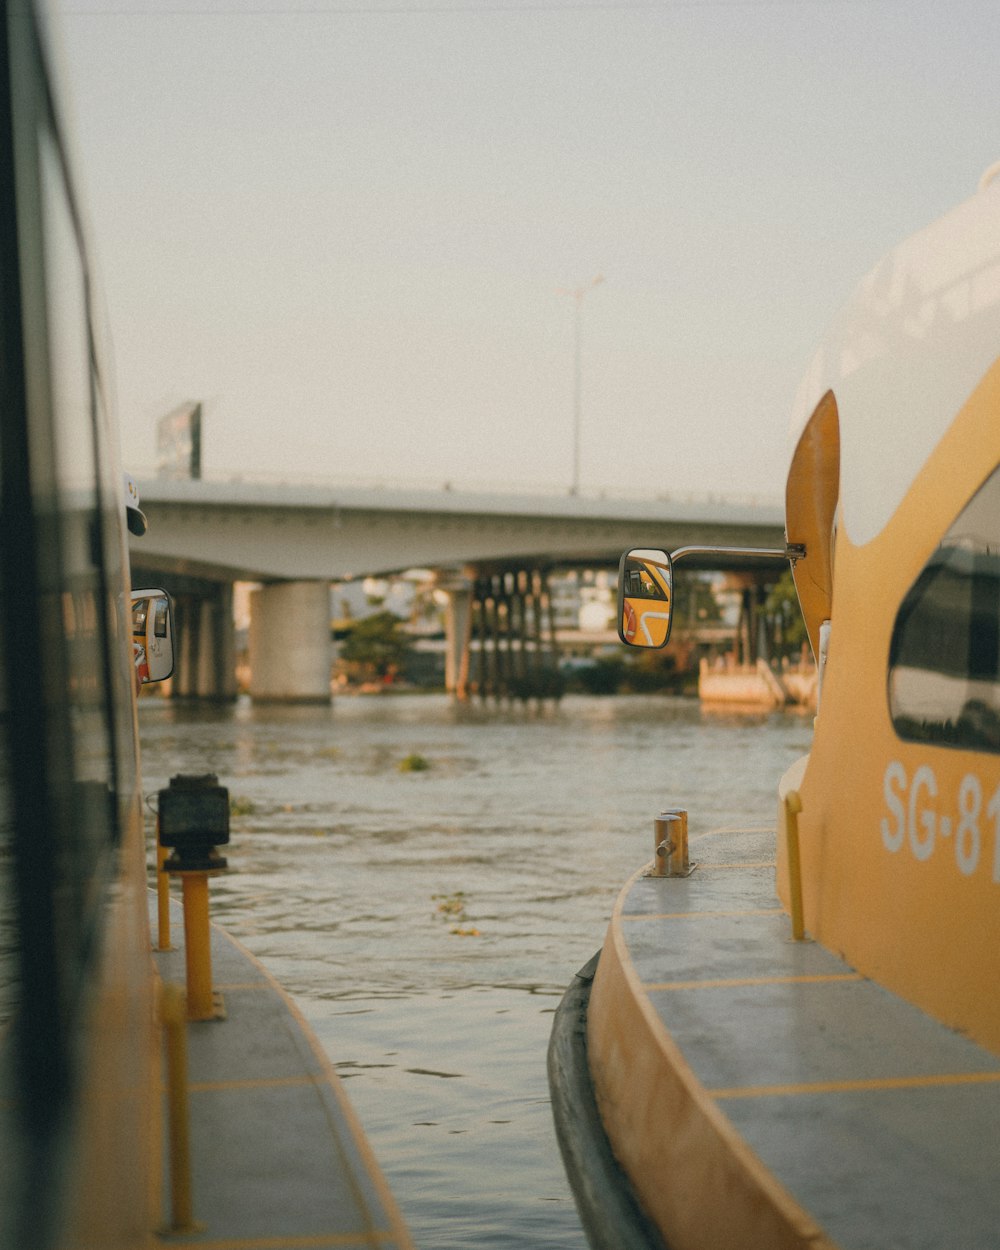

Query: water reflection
left=138, top=693, right=810, bottom=1249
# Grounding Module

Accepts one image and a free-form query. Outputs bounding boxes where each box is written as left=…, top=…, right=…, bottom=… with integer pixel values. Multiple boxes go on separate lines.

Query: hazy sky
left=54, top=0, right=999, bottom=500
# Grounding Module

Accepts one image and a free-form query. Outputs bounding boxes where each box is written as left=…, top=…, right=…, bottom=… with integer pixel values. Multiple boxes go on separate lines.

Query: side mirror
left=617, top=549, right=673, bottom=648
left=130, top=589, right=174, bottom=685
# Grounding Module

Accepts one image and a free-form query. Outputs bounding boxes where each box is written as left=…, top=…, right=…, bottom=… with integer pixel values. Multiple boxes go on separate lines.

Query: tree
left=339, top=611, right=412, bottom=680
left=764, top=569, right=808, bottom=659
left=671, top=571, right=723, bottom=633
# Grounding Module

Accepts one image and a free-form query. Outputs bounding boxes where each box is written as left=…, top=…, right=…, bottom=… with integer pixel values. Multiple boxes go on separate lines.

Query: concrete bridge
left=129, top=478, right=785, bottom=702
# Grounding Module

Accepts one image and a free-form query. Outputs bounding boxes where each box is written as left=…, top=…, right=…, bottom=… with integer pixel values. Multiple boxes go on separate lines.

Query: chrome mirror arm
left=669, top=542, right=805, bottom=566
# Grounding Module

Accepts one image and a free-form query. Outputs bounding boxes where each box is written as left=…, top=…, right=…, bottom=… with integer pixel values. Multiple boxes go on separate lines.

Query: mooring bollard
left=652, top=814, right=678, bottom=877
left=652, top=808, right=691, bottom=877
left=158, top=774, right=230, bottom=1021
left=661, top=807, right=690, bottom=876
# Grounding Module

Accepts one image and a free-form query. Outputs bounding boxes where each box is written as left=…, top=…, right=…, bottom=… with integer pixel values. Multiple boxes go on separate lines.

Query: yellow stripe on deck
left=645, top=973, right=864, bottom=992
left=711, top=1070, right=1000, bottom=1100
left=188, top=1075, right=318, bottom=1092
left=173, top=1232, right=399, bottom=1249
left=693, top=861, right=777, bottom=870
left=623, top=907, right=785, bottom=921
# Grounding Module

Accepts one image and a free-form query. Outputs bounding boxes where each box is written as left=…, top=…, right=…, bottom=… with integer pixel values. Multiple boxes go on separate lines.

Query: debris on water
left=433, top=891, right=467, bottom=919
left=432, top=890, right=481, bottom=936
left=399, top=752, right=431, bottom=772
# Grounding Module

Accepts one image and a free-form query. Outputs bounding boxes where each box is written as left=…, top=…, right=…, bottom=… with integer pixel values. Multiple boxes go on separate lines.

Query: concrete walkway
left=151, top=897, right=414, bottom=1250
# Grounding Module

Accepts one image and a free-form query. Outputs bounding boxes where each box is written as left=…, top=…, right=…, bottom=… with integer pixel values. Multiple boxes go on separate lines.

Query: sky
left=53, top=0, right=1000, bottom=502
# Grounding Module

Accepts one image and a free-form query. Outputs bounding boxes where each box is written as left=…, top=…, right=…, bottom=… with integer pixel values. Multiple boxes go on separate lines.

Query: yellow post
left=161, top=983, right=197, bottom=1233
left=784, top=790, right=805, bottom=941
left=180, top=873, right=214, bottom=1020
left=662, top=807, right=690, bottom=876
left=652, top=814, right=678, bottom=877
left=156, top=835, right=171, bottom=951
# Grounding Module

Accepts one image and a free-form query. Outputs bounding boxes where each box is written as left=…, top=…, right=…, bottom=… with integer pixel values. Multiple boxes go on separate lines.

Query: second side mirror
left=617, top=549, right=673, bottom=648
left=131, top=588, right=174, bottom=685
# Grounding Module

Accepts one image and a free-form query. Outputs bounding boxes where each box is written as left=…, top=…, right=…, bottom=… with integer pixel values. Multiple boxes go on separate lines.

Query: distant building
left=549, top=568, right=616, bottom=632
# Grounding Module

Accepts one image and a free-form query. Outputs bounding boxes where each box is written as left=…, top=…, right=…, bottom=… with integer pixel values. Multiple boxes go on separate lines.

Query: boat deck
left=151, top=896, right=413, bottom=1250
left=584, top=826, right=1000, bottom=1250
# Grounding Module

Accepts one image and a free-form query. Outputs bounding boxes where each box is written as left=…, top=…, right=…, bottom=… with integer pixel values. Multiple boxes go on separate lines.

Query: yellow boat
left=550, top=167, right=1000, bottom=1249
left=0, top=7, right=412, bottom=1247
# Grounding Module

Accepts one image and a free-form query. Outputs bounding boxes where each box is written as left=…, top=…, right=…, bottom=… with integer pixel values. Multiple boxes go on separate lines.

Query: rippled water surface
left=139, top=693, right=811, bottom=1249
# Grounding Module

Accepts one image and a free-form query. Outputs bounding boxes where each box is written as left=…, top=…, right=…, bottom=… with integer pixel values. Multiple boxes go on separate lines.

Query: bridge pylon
left=469, top=566, right=562, bottom=701
left=248, top=581, right=331, bottom=703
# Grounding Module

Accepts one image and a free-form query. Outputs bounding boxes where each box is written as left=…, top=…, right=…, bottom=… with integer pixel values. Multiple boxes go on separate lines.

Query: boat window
left=0, top=10, right=143, bottom=1237
left=0, top=601, right=18, bottom=1036
left=0, top=55, right=133, bottom=1122
left=35, top=129, right=121, bottom=954
left=622, top=559, right=668, bottom=601
left=889, top=463, right=1000, bottom=752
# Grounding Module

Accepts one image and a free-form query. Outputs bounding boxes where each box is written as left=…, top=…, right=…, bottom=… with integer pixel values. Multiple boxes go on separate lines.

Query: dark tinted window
left=889, top=463, right=1000, bottom=752
left=0, top=7, right=135, bottom=1124
left=0, top=11, right=140, bottom=1246
left=0, top=600, right=16, bottom=1035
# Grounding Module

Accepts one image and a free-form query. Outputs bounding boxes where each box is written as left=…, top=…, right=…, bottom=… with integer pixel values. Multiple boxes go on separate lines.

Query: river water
left=138, top=693, right=811, bottom=1249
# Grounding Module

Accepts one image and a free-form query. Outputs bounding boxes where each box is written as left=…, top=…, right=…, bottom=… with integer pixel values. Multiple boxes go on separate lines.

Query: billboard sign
left=156, top=402, right=202, bottom=479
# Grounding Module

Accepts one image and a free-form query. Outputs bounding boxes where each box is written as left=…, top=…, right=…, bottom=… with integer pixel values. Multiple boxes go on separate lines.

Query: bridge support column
left=249, top=581, right=331, bottom=703
left=471, top=567, right=561, bottom=700
left=166, top=585, right=237, bottom=700
left=172, top=595, right=199, bottom=699
left=728, top=575, right=772, bottom=667
left=196, top=584, right=237, bottom=700
left=436, top=577, right=473, bottom=699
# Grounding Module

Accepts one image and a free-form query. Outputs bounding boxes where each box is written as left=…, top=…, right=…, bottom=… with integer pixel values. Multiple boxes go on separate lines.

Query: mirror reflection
left=618, top=549, right=673, bottom=648
left=130, top=589, right=174, bottom=686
